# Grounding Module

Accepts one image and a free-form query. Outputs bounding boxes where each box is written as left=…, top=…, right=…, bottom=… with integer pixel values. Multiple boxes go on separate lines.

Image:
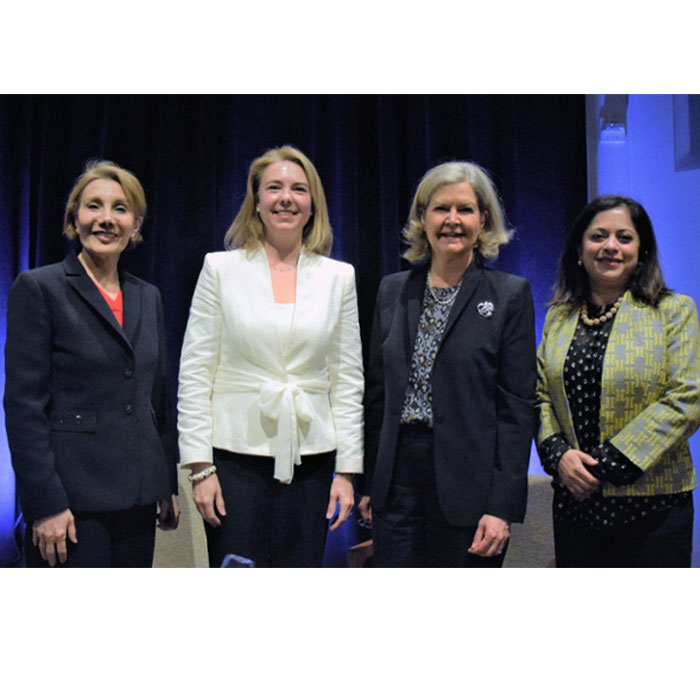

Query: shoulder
left=14, top=260, right=64, bottom=285
left=10, top=260, right=66, bottom=302
left=305, top=253, right=356, bottom=280
left=542, top=301, right=576, bottom=330
left=653, top=292, right=699, bottom=330
left=657, top=292, right=697, bottom=314
left=480, top=267, right=531, bottom=295
left=379, top=269, right=411, bottom=292
left=202, top=249, right=248, bottom=270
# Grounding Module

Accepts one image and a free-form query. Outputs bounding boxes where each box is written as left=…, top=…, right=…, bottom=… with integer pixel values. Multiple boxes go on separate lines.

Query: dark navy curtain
left=0, top=94, right=587, bottom=566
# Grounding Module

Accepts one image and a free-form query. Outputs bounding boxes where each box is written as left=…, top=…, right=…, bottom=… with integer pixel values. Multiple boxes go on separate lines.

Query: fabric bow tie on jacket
left=259, top=378, right=329, bottom=483
left=212, top=366, right=331, bottom=482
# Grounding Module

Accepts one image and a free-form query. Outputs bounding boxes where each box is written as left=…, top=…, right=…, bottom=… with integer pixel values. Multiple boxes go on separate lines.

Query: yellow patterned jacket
left=536, top=290, right=700, bottom=497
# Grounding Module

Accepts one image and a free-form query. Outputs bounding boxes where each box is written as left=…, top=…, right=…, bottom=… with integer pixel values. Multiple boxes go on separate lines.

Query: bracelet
left=188, top=465, right=217, bottom=484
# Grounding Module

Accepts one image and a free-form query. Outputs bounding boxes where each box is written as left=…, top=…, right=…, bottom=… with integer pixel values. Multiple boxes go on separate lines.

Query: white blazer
left=177, top=247, right=364, bottom=483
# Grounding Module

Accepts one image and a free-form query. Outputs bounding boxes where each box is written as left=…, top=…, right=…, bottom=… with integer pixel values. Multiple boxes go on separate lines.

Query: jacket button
left=124, top=368, right=133, bottom=378
left=125, top=404, right=133, bottom=415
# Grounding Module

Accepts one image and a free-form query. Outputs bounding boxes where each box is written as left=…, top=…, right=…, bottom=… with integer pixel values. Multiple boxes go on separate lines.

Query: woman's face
left=257, top=160, right=313, bottom=241
left=580, top=206, right=640, bottom=297
left=75, top=178, right=141, bottom=259
left=421, top=181, right=485, bottom=265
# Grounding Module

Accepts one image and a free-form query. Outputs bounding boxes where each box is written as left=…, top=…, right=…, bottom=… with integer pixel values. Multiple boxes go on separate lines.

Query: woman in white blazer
left=178, top=145, right=363, bottom=567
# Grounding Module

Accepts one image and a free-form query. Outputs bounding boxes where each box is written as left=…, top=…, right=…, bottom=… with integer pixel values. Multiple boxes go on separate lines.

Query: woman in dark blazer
left=361, top=161, right=536, bottom=567
left=4, top=160, right=179, bottom=567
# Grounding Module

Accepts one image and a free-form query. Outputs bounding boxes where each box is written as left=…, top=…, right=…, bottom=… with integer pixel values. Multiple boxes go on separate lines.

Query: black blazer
left=3, top=251, right=178, bottom=522
left=364, top=260, right=536, bottom=527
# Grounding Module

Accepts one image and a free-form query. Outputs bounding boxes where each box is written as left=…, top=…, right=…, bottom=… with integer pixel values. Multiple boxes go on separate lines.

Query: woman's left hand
left=468, top=514, right=510, bottom=557
left=157, top=495, right=180, bottom=530
left=326, top=474, right=355, bottom=532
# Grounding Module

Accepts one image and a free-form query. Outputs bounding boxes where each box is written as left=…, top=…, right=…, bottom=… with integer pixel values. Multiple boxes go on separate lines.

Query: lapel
left=63, top=251, right=134, bottom=353
left=406, top=265, right=428, bottom=351
left=121, top=269, right=141, bottom=349
left=439, top=258, right=483, bottom=348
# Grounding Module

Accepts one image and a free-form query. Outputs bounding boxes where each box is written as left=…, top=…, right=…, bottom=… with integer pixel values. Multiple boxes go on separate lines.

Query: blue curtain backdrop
left=0, top=94, right=587, bottom=566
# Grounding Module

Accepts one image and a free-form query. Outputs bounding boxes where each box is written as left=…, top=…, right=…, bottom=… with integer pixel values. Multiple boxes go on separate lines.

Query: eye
left=589, top=232, right=605, bottom=241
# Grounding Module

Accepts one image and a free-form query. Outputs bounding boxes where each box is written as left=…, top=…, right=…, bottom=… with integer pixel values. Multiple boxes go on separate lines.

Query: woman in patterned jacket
left=537, top=195, right=700, bottom=567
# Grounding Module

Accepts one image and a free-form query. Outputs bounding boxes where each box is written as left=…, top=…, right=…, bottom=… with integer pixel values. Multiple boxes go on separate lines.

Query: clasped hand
left=557, top=449, right=600, bottom=501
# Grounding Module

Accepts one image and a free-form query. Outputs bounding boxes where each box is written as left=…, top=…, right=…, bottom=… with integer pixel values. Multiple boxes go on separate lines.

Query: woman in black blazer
left=4, top=161, right=179, bottom=567
left=361, top=161, right=536, bottom=567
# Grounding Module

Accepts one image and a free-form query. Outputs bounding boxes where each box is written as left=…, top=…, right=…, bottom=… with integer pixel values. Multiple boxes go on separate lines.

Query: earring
left=577, top=259, right=582, bottom=267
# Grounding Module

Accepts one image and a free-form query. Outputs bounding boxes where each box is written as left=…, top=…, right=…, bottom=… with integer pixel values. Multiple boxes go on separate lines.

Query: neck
left=78, top=249, right=120, bottom=290
left=429, top=251, right=472, bottom=287
left=264, top=235, right=302, bottom=267
left=589, top=285, right=625, bottom=307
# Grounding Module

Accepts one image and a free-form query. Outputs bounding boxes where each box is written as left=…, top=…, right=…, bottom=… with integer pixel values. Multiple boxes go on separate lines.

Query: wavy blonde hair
left=64, top=160, right=146, bottom=246
left=224, top=145, right=332, bottom=256
left=403, top=161, right=513, bottom=264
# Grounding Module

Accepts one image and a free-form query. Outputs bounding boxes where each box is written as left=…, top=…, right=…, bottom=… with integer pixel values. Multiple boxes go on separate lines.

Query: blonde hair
left=64, top=160, right=146, bottom=245
left=403, top=161, right=513, bottom=264
left=224, top=145, right=332, bottom=256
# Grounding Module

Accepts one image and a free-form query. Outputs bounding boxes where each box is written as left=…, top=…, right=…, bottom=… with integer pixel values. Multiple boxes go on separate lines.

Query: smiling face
left=75, top=178, right=141, bottom=261
left=581, top=205, right=640, bottom=300
left=421, top=180, right=486, bottom=266
left=257, top=160, right=313, bottom=242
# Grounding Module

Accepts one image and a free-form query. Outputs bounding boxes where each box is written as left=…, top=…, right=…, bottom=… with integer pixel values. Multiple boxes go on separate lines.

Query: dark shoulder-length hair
left=550, top=195, right=671, bottom=308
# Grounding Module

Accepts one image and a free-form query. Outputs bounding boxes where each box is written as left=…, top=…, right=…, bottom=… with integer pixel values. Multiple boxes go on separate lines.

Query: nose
left=99, top=208, right=115, bottom=227
left=446, top=206, right=460, bottom=225
left=279, top=187, right=292, bottom=205
left=603, top=236, right=620, bottom=253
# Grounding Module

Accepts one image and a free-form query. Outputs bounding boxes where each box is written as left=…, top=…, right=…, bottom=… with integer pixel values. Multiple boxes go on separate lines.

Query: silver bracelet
left=188, top=464, right=217, bottom=484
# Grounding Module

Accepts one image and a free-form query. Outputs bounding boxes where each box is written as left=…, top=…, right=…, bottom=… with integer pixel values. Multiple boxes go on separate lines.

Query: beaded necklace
left=580, top=296, right=623, bottom=327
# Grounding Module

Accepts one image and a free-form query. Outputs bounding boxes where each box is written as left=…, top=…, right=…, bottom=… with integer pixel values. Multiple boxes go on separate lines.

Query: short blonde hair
left=403, top=161, right=513, bottom=264
left=224, top=145, right=333, bottom=256
left=64, top=160, right=146, bottom=245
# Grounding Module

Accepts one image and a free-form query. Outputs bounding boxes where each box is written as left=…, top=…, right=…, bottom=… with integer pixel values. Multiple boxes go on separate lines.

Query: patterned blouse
left=538, top=301, right=688, bottom=531
left=400, top=279, right=460, bottom=426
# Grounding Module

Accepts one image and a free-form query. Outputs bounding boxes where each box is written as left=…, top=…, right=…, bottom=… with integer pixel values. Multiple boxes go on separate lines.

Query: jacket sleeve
left=327, top=265, right=364, bottom=474
left=151, top=288, right=179, bottom=494
left=361, top=278, right=389, bottom=495
left=535, top=307, right=569, bottom=449
left=609, top=295, right=700, bottom=470
left=177, top=255, right=223, bottom=467
left=486, top=279, right=537, bottom=522
left=3, top=272, right=71, bottom=521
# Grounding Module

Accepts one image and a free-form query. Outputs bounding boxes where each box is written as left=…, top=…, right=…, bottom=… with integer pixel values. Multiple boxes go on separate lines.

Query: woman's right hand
left=192, top=472, right=227, bottom=527
left=557, top=449, right=601, bottom=501
left=32, top=508, right=78, bottom=566
left=357, top=495, right=372, bottom=524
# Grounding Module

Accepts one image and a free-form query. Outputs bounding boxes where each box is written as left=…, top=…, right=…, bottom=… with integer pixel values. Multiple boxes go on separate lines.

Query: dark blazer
left=3, top=251, right=178, bottom=522
left=364, top=260, right=536, bottom=527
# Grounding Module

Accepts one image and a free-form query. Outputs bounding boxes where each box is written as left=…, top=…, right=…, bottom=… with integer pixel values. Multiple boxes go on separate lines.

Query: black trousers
left=554, top=493, right=694, bottom=567
left=24, top=504, right=157, bottom=568
left=373, top=425, right=507, bottom=568
left=204, top=449, right=335, bottom=568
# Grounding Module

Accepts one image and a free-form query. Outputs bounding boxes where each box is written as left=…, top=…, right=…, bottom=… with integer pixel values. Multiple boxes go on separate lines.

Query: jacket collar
left=406, top=257, right=483, bottom=350
left=63, top=250, right=138, bottom=352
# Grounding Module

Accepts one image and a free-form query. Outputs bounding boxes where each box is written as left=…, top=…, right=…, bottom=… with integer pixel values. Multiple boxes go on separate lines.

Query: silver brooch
left=477, top=301, right=495, bottom=318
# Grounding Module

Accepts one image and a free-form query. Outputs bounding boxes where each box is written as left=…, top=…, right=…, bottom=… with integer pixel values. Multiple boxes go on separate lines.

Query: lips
left=438, top=232, right=465, bottom=238
left=93, top=230, right=120, bottom=242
